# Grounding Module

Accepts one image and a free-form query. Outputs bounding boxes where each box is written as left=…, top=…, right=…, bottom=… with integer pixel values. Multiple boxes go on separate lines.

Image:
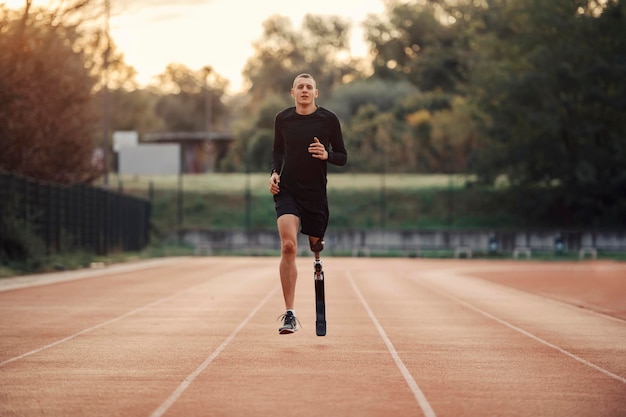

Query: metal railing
left=0, top=170, right=151, bottom=255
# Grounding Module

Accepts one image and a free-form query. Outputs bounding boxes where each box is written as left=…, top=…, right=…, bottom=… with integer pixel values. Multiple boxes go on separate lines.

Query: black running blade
left=316, top=319, right=326, bottom=337
left=315, top=277, right=326, bottom=336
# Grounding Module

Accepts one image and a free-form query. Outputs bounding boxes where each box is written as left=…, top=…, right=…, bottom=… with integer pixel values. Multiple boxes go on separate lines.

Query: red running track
left=0, top=257, right=625, bottom=417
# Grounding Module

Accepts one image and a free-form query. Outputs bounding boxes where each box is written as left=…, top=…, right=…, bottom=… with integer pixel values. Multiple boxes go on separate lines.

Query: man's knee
left=281, top=240, right=297, bottom=256
left=309, top=238, right=324, bottom=253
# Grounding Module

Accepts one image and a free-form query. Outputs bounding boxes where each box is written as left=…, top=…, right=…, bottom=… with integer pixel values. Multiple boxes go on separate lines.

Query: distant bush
left=0, top=206, right=47, bottom=272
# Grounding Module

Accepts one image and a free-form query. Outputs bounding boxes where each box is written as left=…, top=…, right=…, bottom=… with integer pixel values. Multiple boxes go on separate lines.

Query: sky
left=5, top=0, right=386, bottom=93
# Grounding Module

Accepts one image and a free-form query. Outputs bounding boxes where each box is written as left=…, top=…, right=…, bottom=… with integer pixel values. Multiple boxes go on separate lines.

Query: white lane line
left=454, top=267, right=626, bottom=324
left=1, top=281, right=208, bottom=368
left=149, top=285, right=280, bottom=417
left=419, top=278, right=626, bottom=385
left=0, top=258, right=188, bottom=292
left=347, top=271, right=437, bottom=417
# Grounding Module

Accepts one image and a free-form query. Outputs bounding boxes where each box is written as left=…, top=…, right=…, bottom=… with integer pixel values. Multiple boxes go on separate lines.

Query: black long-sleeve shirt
left=272, top=106, right=347, bottom=199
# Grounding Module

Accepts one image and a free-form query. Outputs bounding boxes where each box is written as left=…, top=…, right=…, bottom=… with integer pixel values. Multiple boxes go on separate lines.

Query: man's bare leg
left=277, top=214, right=300, bottom=310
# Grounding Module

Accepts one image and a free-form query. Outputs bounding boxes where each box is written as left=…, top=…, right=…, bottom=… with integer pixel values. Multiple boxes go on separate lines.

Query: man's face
left=291, top=77, right=318, bottom=105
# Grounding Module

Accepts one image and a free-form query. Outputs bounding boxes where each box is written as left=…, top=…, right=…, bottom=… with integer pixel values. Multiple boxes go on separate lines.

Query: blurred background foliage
left=1, top=0, right=625, bottom=228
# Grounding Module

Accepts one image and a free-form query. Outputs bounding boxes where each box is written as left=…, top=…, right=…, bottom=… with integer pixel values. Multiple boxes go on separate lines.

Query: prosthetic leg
left=310, top=237, right=326, bottom=336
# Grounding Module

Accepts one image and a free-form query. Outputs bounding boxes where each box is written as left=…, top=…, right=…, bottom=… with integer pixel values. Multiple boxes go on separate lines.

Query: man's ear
left=315, top=89, right=319, bottom=98
left=291, top=88, right=296, bottom=98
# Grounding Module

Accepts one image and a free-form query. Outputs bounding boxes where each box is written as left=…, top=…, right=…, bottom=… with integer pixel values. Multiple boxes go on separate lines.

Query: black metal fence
left=0, top=170, right=151, bottom=255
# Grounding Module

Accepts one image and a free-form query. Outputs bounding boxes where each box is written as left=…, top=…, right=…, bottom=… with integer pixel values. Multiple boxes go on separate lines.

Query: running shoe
left=278, top=311, right=299, bottom=334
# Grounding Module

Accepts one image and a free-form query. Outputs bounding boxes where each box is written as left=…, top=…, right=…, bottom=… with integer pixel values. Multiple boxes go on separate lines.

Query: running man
left=268, top=73, right=348, bottom=334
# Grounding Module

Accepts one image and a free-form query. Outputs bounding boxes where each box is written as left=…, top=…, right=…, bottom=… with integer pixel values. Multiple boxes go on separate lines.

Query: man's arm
left=271, top=113, right=285, bottom=174
left=327, top=114, right=347, bottom=167
left=269, top=113, right=284, bottom=195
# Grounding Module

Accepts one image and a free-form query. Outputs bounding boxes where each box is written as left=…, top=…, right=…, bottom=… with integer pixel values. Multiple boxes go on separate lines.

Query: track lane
left=159, top=258, right=431, bottom=417
left=418, top=266, right=626, bottom=381
left=1, top=257, right=624, bottom=417
left=0, top=258, right=241, bottom=364
left=346, top=259, right=626, bottom=417
left=347, top=270, right=436, bottom=417
left=0, top=258, right=279, bottom=417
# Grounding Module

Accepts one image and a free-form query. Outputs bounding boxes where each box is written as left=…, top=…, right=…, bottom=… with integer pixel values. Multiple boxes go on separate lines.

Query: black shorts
left=274, top=190, right=329, bottom=238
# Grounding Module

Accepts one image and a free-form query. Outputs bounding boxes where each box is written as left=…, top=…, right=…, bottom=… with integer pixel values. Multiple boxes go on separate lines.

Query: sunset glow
left=3, top=0, right=385, bottom=93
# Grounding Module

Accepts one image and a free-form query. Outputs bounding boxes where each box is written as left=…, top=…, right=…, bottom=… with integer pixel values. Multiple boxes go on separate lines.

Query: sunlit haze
left=4, top=0, right=385, bottom=93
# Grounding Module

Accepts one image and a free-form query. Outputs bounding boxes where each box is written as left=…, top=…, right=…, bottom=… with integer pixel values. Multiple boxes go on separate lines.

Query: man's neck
left=295, top=103, right=317, bottom=115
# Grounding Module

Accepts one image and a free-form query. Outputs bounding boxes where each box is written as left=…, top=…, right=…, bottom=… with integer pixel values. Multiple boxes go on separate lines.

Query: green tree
left=223, top=94, right=290, bottom=172
left=406, top=96, right=482, bottom=173
left=343, top=104, right=383, bottom=172
left=105, top=88, right=165, bottom=133
left=468, top=0, right=626, bottom=225
left=0, top=3, right=100, bottom=184
left=326, top=78, right=417, bottom=122
left=329, top=79, right=419, bottom=172
left=242, top=14, right=363, bottom=105
left=364, top=0, right=468, bottom=93
left=153, top=64, right=229, bottom=132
